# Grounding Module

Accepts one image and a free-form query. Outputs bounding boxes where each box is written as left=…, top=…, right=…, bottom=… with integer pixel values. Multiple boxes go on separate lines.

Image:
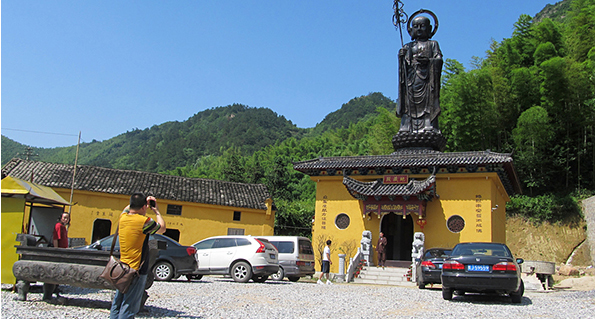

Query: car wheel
left=511, top=280, right=524, bottom=304
left=186, top=274, right=203, bottom=281
left=271, top=267, right=285, bottom=281
left=153, top=261, right=174, bottom=281
left=230, top=261, right=252, bottom=283
left=442, top=287, right=453, bottom=300
left=252, top=275, right=268, bottom=283
left=287, top=276, right=300, bottom=282
left=417, top=277, right=425, bottom=289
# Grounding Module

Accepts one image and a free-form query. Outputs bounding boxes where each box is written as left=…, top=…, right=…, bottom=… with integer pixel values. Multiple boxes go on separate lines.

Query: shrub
left=506, top=194, right=581, bottom=223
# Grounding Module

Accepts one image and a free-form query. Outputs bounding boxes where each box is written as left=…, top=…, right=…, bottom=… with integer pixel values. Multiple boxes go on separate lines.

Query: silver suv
left=192, top=236, right=279, bottom=283
left=259, top=236, right=315, bottom=282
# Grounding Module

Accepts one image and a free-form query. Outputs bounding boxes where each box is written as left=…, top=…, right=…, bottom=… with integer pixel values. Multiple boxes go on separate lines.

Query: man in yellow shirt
left=110, top=193, right=165, bottom=319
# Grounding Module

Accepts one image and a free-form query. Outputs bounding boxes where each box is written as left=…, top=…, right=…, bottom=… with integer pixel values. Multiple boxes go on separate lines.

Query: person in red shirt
left=52, top=212, right=70, bottom=248
left=49, top=212, right=70, bottom=299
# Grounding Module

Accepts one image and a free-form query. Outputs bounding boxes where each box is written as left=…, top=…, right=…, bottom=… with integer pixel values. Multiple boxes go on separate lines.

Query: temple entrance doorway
left=381, top=212, right=414, bottom=264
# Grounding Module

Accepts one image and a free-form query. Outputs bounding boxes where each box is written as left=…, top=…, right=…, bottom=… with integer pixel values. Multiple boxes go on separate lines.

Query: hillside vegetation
left=507, top=216, right=590, bottom=265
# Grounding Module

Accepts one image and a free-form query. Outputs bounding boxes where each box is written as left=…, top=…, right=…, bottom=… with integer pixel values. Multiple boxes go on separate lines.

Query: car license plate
left=468, top=264, right=490, bottom=272
left=270, top=254, right=276, bottom=259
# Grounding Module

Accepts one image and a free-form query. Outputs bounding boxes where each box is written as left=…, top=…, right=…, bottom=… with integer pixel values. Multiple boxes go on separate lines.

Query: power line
left=3, top=128, right=79, bottom=137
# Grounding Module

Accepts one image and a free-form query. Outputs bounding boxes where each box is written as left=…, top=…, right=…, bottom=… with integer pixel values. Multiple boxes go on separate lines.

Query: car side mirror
left=94, top=244, right=102, bottom=250
left=516, top=258, right=524, bottom=264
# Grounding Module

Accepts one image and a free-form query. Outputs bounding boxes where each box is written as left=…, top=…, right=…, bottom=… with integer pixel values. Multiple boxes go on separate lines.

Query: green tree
left=513, top=106, right=554, bottom=194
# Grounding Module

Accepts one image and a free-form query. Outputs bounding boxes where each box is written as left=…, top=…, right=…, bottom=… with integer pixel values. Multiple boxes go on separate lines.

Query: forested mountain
left=311, top=92, right=396, bottom=134
left=3, top=104, right=305, bottom=172
left=2, top=94, right=392, bottom=172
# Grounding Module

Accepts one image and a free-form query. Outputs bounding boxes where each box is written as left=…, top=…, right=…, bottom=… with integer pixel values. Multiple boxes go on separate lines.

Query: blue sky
left=2, top=0, right=557, bottom=148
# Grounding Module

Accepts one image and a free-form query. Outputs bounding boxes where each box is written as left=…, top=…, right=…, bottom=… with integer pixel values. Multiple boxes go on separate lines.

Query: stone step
left=352, top=266, right=415, bottom=286
left=353, top=278, right=416, bottom=286
left=357, top=273, right=409, bottom=281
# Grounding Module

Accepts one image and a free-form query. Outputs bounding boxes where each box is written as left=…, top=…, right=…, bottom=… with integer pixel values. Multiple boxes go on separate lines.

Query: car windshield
left=269, top=241, right=294, bottom=254
left=452, top=244, right=510, bottom=257
left=424, top=249, right=451, bottom=258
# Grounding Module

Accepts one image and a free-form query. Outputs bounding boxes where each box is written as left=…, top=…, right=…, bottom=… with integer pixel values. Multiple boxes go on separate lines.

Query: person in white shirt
left=317, top=240, right=333, bottom=285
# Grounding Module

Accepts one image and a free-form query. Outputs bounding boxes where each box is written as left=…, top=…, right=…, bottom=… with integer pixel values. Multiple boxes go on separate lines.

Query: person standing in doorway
left=376, top=232, right=388, bottom=268
left=52, top=212, right=70, bottom=248
left=317, top=240, right=333, bottom=285
left=110, top=193, right=165, bottom=319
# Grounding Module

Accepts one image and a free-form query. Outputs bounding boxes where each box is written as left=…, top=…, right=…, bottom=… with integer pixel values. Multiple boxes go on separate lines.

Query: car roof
left=258, top=236, right=311, bottom=241
left=455, top=242, right=506, bottom=246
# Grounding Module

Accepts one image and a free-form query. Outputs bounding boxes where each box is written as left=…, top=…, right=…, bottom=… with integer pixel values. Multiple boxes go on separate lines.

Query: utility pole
left=17, top=147, right=39, bottom=160
left=68, top=131, right=81, bottom=214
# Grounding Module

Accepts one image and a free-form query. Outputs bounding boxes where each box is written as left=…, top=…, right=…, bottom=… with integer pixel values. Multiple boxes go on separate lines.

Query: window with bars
left=166, top=204, right=182, bottom=215
left=227, top=228, right=245, bottom=235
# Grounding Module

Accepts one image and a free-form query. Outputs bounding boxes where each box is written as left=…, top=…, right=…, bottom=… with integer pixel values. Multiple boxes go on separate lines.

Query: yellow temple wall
left=311, top=172, right=511, bottom=273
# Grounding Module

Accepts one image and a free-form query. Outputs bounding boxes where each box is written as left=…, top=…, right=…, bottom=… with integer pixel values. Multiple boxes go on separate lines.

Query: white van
left=259, top=236, right=315, bottom=282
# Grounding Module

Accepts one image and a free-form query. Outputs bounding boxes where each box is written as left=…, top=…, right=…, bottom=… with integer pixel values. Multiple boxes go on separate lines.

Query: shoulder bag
left=99, top=217, right=143, bottom=293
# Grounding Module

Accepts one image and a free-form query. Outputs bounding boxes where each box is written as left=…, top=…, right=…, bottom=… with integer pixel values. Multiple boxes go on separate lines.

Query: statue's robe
left=397, top=39, right=443, bottom=132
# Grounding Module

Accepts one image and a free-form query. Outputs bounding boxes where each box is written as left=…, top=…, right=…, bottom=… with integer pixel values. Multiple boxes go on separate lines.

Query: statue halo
left=407, top=9, right=439, bottom=39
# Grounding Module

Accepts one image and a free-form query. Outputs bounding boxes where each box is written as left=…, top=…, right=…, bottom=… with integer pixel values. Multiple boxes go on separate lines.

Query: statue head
left=406, top=9, right=439, bottom=41
left=411, top=16, right=431, bottom=40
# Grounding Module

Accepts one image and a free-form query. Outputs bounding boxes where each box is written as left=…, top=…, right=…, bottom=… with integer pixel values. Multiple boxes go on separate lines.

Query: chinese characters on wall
left=475, top=195, right=483, bottom=233
left=321, top=195, right=328, bottom=230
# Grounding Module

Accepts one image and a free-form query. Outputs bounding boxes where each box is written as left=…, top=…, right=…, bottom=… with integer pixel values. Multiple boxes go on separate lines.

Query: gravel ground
left=2, top=276, right=595, bottom=319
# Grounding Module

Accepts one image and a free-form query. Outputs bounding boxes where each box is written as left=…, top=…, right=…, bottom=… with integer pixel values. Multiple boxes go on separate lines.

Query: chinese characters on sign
left=321, top=195, right=328, bottom=230
left=166, top=221, right=184, bottom=226
left=475, top=195, right=483, bottom=233
left=383, top=175, right=409, bottom=184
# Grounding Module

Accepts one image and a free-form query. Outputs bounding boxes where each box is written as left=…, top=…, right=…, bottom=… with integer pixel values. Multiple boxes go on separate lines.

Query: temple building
left=294, top=149, right=521, bottom=269
left=2, top=158, right=275, bottom=248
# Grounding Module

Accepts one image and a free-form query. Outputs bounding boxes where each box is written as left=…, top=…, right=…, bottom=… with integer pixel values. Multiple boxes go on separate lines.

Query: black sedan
left=441, top=242, right=524, bottom=303
left=75, top=234, right=199, bottom=281
left=416, top=248, right=452, bottom=289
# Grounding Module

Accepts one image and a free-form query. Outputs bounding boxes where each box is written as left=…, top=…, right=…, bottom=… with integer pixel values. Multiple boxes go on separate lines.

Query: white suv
left=192, top=236, right=279, bottom=283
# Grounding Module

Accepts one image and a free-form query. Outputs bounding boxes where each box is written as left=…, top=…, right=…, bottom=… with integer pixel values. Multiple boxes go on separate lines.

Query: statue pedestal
left=392, top=131, right=447, bottom=152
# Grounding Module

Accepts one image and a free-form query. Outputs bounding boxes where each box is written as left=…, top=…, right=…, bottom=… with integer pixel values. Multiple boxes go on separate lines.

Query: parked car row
left=74, top=234, right=199, bottom=281
left=77, top=234, right=315, bottom=284
left=79, top=234, right=523, bottom=303
left=417, top=242, right=525, bottom=304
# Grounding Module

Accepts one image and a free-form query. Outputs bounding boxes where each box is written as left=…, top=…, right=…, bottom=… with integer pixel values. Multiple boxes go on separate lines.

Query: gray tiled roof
left=343, top=175, right=436, bottom=197
left=2, top=158, right=272, bottom=210
left=294, top=149, right=513, bottom=170
left=294, top=149, right=521, bottom=196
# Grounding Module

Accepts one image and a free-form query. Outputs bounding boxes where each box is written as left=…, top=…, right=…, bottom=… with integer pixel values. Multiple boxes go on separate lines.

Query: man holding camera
left=110, top=193, right=165, bottom=319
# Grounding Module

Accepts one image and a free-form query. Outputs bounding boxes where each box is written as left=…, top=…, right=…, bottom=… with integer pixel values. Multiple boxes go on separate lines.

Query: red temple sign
left=383, top=175, right=408, bottom=184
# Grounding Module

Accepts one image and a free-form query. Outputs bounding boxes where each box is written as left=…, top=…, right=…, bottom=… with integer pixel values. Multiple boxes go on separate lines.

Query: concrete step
left=352, top=266, right=415, bottom=286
